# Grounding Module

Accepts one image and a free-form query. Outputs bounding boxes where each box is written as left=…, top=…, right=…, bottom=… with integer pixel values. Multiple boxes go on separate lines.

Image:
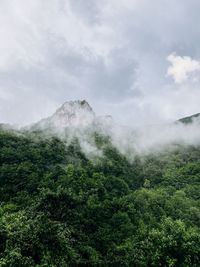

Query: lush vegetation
left=0, top=129, right=200, bottom=266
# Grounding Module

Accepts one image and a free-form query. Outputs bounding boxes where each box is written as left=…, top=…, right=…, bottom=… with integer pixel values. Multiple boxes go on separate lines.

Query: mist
left=109, top=119, right=200, bottom=157
left=33, top=113, right=200, bottom=160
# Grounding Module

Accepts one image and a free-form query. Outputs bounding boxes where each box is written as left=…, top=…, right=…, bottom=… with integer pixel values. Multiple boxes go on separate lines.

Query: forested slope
left=0, top=129, right=200, bottom=266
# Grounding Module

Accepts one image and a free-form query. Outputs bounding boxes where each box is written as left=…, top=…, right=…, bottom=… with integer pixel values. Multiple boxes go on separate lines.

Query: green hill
left=0, top=127, right=200, bottom=266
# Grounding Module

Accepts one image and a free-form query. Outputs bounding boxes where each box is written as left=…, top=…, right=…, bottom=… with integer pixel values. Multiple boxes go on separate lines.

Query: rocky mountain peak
left=32, top=100, right=96, bottom=130
left=57, top=100, right=94, bottom=115
left=50, top=100, right=95, bottom=128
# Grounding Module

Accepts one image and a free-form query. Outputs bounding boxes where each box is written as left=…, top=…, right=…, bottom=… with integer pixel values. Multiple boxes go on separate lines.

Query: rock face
left=48, top=100, right=95, bottom=128
left=31, top=100, right=112, bottom=131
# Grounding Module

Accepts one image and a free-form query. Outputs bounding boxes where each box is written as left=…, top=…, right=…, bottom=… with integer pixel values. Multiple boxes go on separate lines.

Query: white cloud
left=1, top=1, right=200, bottom=126
left=167, top=53, right=200, bottom=84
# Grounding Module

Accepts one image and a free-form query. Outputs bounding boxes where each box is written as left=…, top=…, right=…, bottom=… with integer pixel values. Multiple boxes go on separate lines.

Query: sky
left=1, top=0, right=200, bottom=126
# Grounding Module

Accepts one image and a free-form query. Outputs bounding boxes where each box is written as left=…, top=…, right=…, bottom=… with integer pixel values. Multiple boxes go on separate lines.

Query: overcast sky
left=1, top=0, right=200, bottom=126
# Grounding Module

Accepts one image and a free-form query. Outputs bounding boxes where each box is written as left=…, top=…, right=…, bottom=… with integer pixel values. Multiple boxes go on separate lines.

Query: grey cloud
left=68, top=0, right=101, bottom=25
left=1, top=0, right=200, bottom=126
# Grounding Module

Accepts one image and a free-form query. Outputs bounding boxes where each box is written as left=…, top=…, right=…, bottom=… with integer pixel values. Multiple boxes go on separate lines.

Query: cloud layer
left=1, top=0, right=200, bottom=126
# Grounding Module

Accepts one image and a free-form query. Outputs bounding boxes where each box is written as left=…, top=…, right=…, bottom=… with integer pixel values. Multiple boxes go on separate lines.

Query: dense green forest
left=0, top=129, right=200, bottom=267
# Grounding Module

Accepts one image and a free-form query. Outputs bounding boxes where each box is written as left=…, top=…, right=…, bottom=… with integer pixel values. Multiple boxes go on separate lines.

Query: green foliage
left=0, top=129, right=200, bottom=266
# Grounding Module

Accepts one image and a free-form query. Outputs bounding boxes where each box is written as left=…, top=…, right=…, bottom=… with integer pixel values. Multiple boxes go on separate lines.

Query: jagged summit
left=60, top=100, right=93, bottom=110
left=57, top=100, right=94, bottom=116
left=33, top=100, right=96, bottom=130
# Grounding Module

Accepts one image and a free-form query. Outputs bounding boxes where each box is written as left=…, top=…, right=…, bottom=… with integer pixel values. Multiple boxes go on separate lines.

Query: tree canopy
left=0, top=129, right=200, bottom=266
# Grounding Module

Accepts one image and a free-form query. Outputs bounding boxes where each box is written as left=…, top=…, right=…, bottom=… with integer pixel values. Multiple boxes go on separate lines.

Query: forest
left=0, top=128, right=200, bottom=266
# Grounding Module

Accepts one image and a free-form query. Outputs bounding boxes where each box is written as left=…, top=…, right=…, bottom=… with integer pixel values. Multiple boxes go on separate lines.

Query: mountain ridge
left=28, top=100, right=115, bottom=134
left=178, top=113, right=200, bottom=124
left=1, top=100, right=200, bottom=130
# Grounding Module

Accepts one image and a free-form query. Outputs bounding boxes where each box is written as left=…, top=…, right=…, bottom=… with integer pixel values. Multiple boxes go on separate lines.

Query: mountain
left=31, top=100, right=95, bottom=130
left=29, top=100, right=113, bottom=133
left=178, top=113, right=200, bottom=124
left=3, top=99, right=200, bottom=132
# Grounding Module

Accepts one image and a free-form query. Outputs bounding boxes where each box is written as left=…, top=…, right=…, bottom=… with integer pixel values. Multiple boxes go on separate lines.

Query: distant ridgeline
left=178, top=112, right=200, bottom=124
left=0, top=101, right=200, bottom=266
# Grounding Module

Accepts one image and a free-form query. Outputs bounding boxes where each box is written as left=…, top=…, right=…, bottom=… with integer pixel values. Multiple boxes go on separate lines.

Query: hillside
left=0, top=103, right=200, bottom=266
left=178, top=113, right=200, bottom=124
